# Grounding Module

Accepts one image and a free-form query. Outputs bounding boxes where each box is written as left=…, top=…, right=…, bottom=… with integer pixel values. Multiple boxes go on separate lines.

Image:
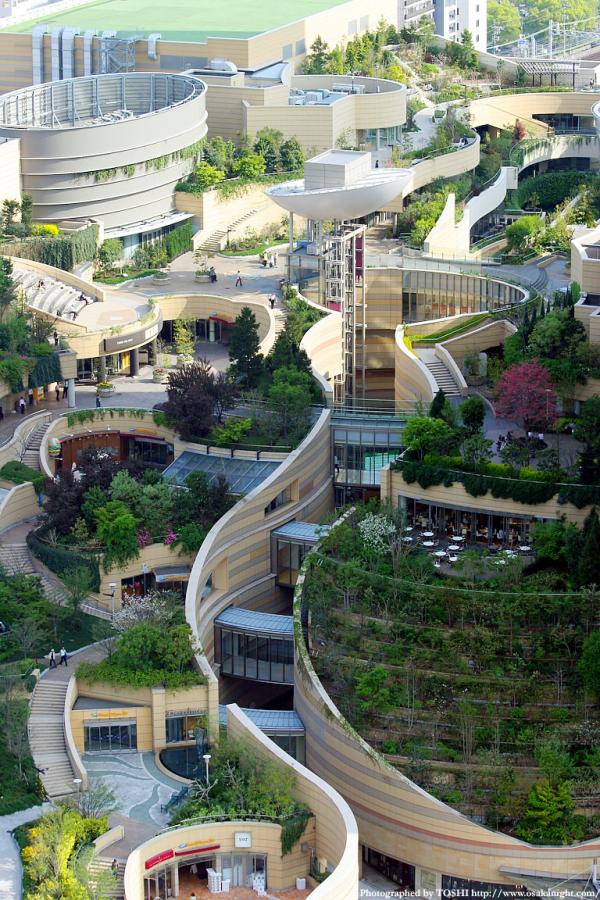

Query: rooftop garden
left=1, top=198, right=98, bottom=271
left=175, top=131, right=304, bottom=199
left=300, top=502, right=600, bottom=843
left=171, top=735, right=311, bottom=855
left=77, top=590, right=204, bottom=689
left=93, top=221, right=193, bottom=283
left=156, top=293, right=324, bottom=450
left=33, top=445, right=235, bottom=570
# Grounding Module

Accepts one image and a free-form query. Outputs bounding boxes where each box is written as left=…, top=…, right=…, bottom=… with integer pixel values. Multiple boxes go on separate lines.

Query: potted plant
left=153, top=366, right=168, bottom=383
left=195, top=268, right=212, bottom=283
left=152, top=270, right=170, bottom=285
left=97, top=380, right=115, bottom=398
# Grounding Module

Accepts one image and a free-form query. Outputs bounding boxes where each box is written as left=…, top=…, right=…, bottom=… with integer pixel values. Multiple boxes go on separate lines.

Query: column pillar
left=130, top=347, right=139, bottom=377
left=208, top=319, right=216, bottom=342
left=288, top=211, right=294, bottom=253
left=171, top=863, right=180, bottom=897
left=67, top=378, right=76, bottom=409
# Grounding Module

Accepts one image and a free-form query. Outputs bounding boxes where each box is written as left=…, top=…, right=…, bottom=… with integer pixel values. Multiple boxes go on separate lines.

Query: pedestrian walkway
left=0, top=803, right=48, bottom=900
left=83, top=752, right=182, bottom=827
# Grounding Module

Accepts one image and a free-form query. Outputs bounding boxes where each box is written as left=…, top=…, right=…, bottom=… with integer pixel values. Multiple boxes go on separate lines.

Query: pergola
left=518, top=59, right=580, bottom=88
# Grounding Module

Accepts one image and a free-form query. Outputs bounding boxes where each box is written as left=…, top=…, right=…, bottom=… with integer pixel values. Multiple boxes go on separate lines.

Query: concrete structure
left=0, top=72, right=207, bottom=245
left=0, top=0, right=398, bottom=94
left=434, top=0, right=487, bottom=51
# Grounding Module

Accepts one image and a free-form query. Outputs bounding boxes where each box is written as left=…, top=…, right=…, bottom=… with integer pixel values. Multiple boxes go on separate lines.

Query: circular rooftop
left=0, top=72, right=205, bottom=131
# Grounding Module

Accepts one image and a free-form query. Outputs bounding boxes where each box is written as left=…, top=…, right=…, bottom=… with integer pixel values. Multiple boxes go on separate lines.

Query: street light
left=108, top=583, right=116, bottom=621
left=203, top=753, right=211, bottom=784
left=73, top=778, right=82, bottom=794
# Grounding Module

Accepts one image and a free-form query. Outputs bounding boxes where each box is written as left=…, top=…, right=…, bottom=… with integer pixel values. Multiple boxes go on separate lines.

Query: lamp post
left=108, top=583, right=116, bottom=621
left=73, top=777, right=82, bottom=807
left=203, top=752, right=211, bottom=784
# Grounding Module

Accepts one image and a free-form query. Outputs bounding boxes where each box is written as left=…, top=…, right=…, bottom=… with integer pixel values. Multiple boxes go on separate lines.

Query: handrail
left=160, top=811, right=309, bottom=833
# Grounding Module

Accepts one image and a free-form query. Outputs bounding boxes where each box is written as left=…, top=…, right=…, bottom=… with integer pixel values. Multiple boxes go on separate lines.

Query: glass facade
left=165, top=712, right=207, bottom=744
left=398, top=269, right=523, bottom=322
left=84, top=720, right=137, bottom=751
left=401, top=496, right=543, bottom=545
left=269, top=732, right=306, bottom=764
left=219, top=629, right=294, bottom=684
left=275, top=538, right=313, bottom=587
left=333, top=419, right=404, bottom=486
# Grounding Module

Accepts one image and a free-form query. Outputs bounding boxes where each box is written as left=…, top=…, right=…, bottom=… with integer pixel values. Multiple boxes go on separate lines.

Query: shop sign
left=234, top=832, right=252, bottom=848
left=174, top=844, right=220, bottom=857
left=103, top=316, right=162, bottom=353
left=85, top=709, right=137, bottom=719
left=145, top=849, right=174, bottom=870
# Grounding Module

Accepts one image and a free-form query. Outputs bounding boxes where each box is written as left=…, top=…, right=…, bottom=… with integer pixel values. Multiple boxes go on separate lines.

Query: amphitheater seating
left=12, top=268, right=93, bottom=320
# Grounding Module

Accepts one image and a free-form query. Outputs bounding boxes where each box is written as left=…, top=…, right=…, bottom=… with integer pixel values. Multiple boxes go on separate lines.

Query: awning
left=209, top=315, right=234, bottom=324
left=153, top=565, right=191, bottom=583
left=499, top=868, right=595, bottom=899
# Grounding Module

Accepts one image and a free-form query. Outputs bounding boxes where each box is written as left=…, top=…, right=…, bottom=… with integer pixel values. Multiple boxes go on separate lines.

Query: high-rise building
left=435, top=0, right=487, bottom=51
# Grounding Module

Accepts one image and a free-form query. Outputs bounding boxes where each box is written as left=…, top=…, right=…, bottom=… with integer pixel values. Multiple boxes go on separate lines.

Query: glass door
left=233, top=854, right=245, bottom=887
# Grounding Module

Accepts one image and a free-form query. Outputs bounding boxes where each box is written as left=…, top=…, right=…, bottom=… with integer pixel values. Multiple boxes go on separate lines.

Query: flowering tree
left=113, top=591, right=179, bottom=633
left=358, top=513, right=396, bottom=553
left=495, top=360, right=558, bottom=429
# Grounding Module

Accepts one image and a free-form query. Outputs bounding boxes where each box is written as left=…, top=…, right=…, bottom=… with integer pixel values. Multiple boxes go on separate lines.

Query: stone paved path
left=83, top=752, right=182, bottom=827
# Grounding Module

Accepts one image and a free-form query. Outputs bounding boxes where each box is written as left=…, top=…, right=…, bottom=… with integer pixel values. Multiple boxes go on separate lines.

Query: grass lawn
left=5, top=0, right=349, bottom=41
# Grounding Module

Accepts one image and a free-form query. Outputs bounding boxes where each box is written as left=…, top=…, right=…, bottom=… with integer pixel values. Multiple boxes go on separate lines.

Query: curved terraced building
left=0, top=72, right=207, bottom=245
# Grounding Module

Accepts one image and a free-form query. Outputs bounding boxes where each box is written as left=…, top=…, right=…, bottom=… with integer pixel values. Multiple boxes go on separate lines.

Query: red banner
left=145, top=849, right=174, bottom=870
left=174, top=844, right=220, bottom=857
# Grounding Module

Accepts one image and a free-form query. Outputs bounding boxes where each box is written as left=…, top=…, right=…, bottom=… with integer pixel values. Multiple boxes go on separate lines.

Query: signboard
left=174, top=844, right=220, bottom=857
left=103, top=314, right=162, bottom=354
left=234, top=832, right=252, bottom=849
left=144, top=849, right=174, bottom=870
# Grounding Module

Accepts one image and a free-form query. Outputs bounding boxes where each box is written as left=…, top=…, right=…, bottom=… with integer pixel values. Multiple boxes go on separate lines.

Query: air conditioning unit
left=209, top=57, right=238, bottom=73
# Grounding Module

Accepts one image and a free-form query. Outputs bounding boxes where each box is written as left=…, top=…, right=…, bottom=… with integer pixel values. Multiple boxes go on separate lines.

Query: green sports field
left=5, top=0, right=349, bottom=42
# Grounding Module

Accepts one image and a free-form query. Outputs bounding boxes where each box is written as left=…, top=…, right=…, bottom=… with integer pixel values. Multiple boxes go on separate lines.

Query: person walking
left=28, top=387, right=34, bottom=406
left=62, top=382, right=68, bottom=399
left=235, top=270, right=243, bottom=287
left=111, top=859, right=118, bottom=875
left=269, top=295, right=276, bottom=310
left=96, top=396, right=102, bottom=409
left=59, top=646, right=68, bottom=667
left=53, top=331, right=59, bottom=348
left=55, top=384, right=61, bottom=402
left=19, top=397, right=26, bottom=415
left=49, top=648, right=57, bottom=669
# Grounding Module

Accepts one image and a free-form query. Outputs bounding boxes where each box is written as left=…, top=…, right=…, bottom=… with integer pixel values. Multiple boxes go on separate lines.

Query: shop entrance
left=84, top=721, right=137, bottom=752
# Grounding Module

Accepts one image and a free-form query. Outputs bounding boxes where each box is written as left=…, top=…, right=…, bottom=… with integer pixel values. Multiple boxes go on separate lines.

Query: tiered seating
left=12, top=267, right=93, bottom=320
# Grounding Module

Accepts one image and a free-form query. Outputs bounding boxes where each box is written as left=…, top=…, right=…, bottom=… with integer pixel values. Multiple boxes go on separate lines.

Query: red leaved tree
left=495, top=360, right=558, bottom=429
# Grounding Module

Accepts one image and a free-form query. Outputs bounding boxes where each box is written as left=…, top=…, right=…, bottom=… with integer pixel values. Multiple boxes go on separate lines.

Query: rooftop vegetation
left=301, top=502, right=600, bottom=842
left=171, top=735, right=311, bottom=854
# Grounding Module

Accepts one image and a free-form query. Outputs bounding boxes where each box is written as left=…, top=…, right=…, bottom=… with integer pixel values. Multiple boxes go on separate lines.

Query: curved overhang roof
left=266, top=169, right=410, bottom=220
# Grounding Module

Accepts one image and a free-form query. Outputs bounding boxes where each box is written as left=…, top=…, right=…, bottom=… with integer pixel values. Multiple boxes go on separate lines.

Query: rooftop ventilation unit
left=209, top=58, right=238, bottom=73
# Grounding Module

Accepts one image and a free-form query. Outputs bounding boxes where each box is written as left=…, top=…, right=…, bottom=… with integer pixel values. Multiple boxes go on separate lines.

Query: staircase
left=21, top=420, right=50, bottom=470
left=0, top=542, right=36, bottom=576
left=28, top=676, right=75, bottom=798
left=200, top=207, right=258, bottom=252
left=273, top=306, right=287, bottom=335
left=421, top=356, right=462, bottom=396
left=88, top=856, right=125, bottom=899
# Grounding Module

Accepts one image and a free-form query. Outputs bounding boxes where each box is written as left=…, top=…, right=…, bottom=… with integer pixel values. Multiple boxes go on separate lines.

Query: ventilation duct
left=51, top=28, right=64, bottom=81
left=83, top=30, right=97, bottom=76
left=61, top=28, right=80, bottom=80
left=32, top=25, right=48, bottom=85
left=147, top=33, right=161, bottom=60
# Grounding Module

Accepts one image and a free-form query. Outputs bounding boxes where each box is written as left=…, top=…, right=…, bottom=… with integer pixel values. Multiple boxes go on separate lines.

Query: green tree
left=62, top=567, right=94, bottom=614
left=303, top=35, right=331, bottom=73
left=460, top=30, right=478, bottom=68
left=253, top=127, right=283, bottom=173
left=402, top=415, right=458, bottom=459
left=94, top=500, right=139, bottom=570
left=355, top=665, right=392, bottom=716
left=232, top=152, right=266, bottom=179
left=459, top=394, right=486, bottom=435
left=488, top=0, right=521, bottom=45
left=280, top=138, right=305, bottom=173
left=20, top=193, right=33, bottom=227
left=194, top=160, right=225, bottom=191
left=204, top=135, right=236, bottom=174
left=97, top=238, right=122, bottom=270
left=516, top=779, right=581, bottom=844
left=505, top=215, right=544, bottom=253
left=429, top=389, right=446, bottom=419
left=462, top=433, right=493, bottom=466
left=579, top=631, right=600, bottom=700
left=574, top=396, right=600, bottom=483
left=267, top=367, right=313, bottom=439
left=578, top=509, right=600, bottom=588
left=1, top=199, right=19, bottom=231
left=535, top=739, right=574, bottom=788
left=228, top=306, right=263, bottom=386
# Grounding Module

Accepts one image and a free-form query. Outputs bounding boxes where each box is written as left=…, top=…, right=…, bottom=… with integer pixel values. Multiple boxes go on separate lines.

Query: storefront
left=84, top=719, right=138, bottom=751
left=55, top=432, right=174, bottom=473
left=362, top=846, right=415, bottom=890
left=144, top=850, right=268, bottom=898
left=399, top=496, right=545, bottom=546
left=160, top=315, right=234, bottom=344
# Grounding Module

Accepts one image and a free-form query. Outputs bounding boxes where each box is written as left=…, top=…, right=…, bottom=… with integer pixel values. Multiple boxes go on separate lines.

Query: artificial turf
left=5, top=0, right=349, bottom=42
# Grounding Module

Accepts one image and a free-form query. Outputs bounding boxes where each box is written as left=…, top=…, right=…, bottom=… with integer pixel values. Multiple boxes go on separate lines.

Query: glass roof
left=215, top=606, right=294, bottom=636
left=271, top=521, right=330, bottom=542
left=164, top=451, right=281, bottom=494
left=219, top=706, right=304, bottom=733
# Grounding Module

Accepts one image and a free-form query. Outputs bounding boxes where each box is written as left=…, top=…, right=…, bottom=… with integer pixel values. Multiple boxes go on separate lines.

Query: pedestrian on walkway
left=28, top=387, right=34, bottom=406
left=59, top=646, right=68, bottom=666
left=62, top=383, right=68, bottom=399
left=96, top=396, right=101, bottom=409
left=111, top=859, right=118, bottom=874
left=53, top=331, right=59, bottom=348
left=235, top=270, right=243, bottom=287
left=55, top=384, right=61, bottom=402
left=19, top=397, right=26, bottom=415
left=269, top=295, right=276, bottom=309
left=49, top=648, right=57, bottom=669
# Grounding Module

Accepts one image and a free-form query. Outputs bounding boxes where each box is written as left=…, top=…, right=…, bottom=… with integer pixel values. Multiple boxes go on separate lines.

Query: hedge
left=26, top=529, right=100, bottom=591
left=2, top=224, right=99, bottom=271
left=29, top=352, right=62, bottom=389
left=395, top=459, right=600, bottom=509
left=0, top=461, right=47, bottom=493
left=164, top=221, right=193, bottom=259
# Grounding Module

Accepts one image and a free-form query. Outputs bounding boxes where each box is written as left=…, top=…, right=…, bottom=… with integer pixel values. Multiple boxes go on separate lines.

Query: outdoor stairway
left=0, top=542, right=36, bottom=576
left=22, top=420, right=50, bottom=470
left=88, top=856, right=126, bottom=899
left=273, top=306, right=287, bottom=335
left=28, top=676, right=76, bottom=799
left=419, top=354, right=462, bottom=396
left=200, top=207, right=258, bottom=252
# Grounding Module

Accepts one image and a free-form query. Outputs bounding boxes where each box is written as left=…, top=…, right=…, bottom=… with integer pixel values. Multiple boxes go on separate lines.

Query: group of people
left=495, top=431, right=514, bottom=452
left=17, top=382, right=67, bottom=414
left=48, top=646, right=68, bottom=668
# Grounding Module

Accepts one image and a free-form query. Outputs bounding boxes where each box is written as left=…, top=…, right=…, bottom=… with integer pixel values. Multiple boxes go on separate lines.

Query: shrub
left=0, top=461, right=46, bottom=493
left=26, top=529, right=100, bottom=591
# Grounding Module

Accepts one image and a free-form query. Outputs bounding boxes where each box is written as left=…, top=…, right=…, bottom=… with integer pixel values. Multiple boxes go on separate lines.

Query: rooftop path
left=0, top=803, right=50, bottom=900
